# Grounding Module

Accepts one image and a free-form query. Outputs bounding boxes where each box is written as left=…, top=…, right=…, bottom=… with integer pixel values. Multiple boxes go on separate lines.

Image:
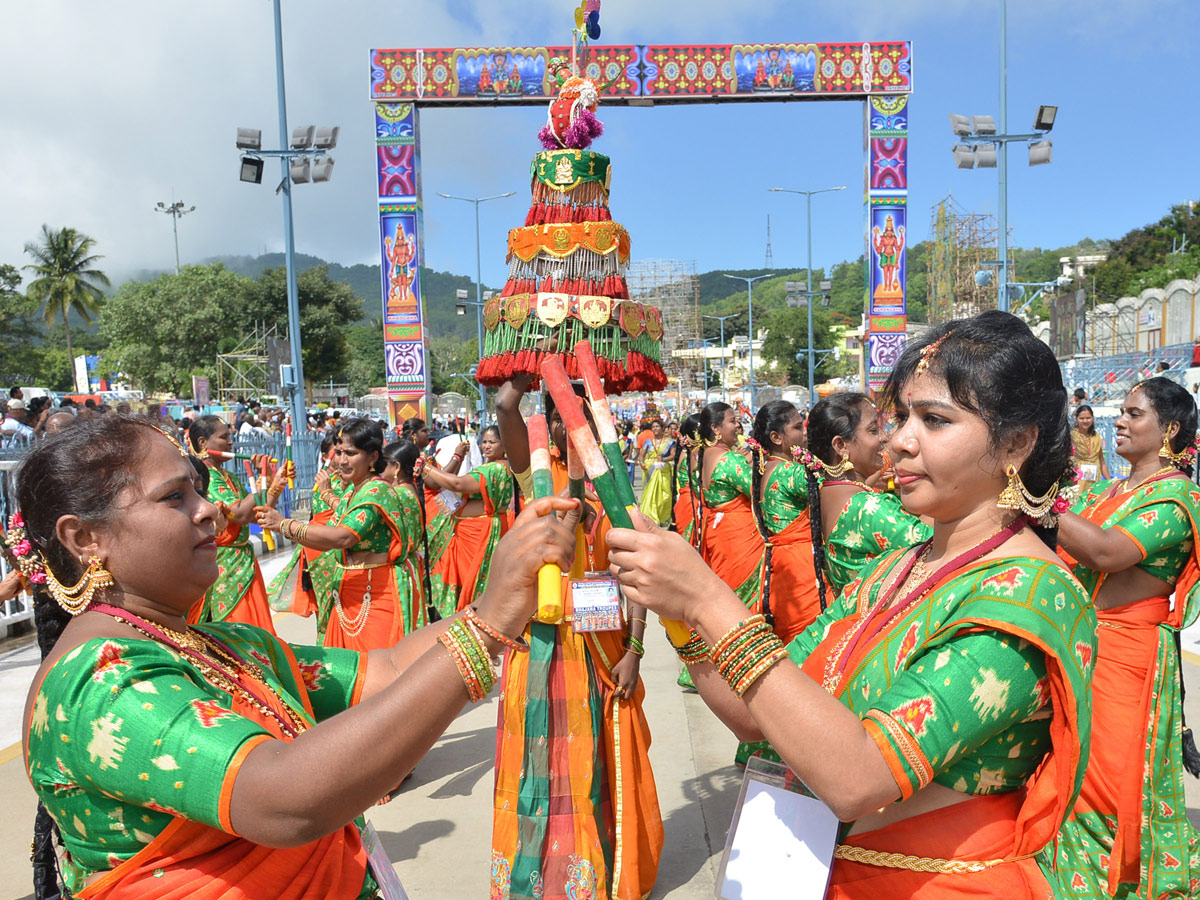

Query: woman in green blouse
left=258, top=418, right=427, bottom=652
left=1043, top=377, right=1200, bottom=898
left=805, top=392, right=930, bottom=604
left=425, top=425, right=514, bottom=613
left=697, top=401, right=765, bottom=608
left=608, top=311, right=1095, bottom=898
left=19, top=414, right=579, bottom=900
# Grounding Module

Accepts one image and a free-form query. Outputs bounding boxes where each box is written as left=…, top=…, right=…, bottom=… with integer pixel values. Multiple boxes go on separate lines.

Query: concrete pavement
left=2, top=581, right=1200, bottom=898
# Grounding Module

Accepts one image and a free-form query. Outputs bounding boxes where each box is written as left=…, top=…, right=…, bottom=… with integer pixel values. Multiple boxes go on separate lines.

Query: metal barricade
left=0, top=460, right=33, bottom=635
left=231, top=432, right=323, bottom=517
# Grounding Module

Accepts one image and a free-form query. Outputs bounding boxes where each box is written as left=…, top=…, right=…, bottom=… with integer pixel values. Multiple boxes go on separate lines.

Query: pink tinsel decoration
left=537, top=124, right=561, bottom=150
left=561, top=108, right=604, bottom=149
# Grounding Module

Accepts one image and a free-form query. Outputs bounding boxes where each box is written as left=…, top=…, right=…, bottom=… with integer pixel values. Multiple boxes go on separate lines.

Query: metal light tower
left=154, top=199, right=195, bottom=274
left=721, top=274, right=769, bottom=409
left=236, top=0, right=340, bottom=435
left=768, top=185, right=846, bottom=398
left=948, top=0, right=1057, bottom=313
left=703, top=313, right=737, bottom=405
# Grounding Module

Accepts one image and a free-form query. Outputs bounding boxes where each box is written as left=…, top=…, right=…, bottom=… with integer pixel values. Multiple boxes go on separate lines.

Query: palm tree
left=23, top=225, right=110, bottom=385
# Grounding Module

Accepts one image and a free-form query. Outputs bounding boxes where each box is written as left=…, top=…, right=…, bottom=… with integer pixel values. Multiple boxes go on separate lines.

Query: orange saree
left=765, top=514, right=823, bottom=644
left=700, top=496, right=765, bottom=605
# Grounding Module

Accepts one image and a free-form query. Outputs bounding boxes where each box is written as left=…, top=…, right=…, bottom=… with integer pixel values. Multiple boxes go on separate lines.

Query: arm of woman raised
left=227, top=497, right=578, bottom=847
left=607, top=521, right=902, bottom=822
left=422, top=466, right=482, bottom=496
left=1056, top=508, right=1154, bottom=572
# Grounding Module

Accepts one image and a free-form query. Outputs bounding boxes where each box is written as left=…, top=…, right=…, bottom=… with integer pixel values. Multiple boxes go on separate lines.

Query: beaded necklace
left=90, top=603, right=308, bottom=738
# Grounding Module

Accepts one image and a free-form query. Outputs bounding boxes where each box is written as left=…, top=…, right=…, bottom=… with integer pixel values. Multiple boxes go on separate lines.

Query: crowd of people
left=4, top=309, right=1200, bottom=899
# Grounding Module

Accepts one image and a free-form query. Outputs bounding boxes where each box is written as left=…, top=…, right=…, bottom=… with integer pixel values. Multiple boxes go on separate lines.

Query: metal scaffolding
left=626, top=259, right=701, bottom=392
left=927, top=195, right=1001, bottom=324
left=216, top=322, right=289, bottom=401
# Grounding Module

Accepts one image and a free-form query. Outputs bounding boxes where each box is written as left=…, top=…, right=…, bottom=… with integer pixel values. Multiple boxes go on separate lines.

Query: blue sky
left=3, top=1, right=1195, bottom=293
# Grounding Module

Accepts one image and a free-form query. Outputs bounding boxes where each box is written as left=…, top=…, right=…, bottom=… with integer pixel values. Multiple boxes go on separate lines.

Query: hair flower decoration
left=5, top=512, right=46, bottom=585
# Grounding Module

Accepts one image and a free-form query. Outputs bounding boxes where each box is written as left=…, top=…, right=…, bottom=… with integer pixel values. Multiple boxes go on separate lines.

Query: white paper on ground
left=716, top=759, right=840, bottom=900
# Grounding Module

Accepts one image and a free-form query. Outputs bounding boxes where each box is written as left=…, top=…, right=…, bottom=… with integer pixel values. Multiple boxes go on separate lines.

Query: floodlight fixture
left=974, top=143, right=998, bottom=168
left=313, top=126, right=340, bottom=150
left=236, top=128, right=262, bottom=151
left=291, top=125, right=314, bottom=149
left=456, top=304, right=466, bottom=316
left=952, top=144, right=976, bottom=169
left=483, top=290, right=495, bottom=300
left=456, top=289, right=469, bottom=300
left=1028, top=140, right=1053, bottom=166
left=819, top=280, right=832, bottom=292
left=971, top=115, right=997, bottom=135
left=948, top=114, right=972, bottom=136
left=975, top=270, right=994, bottom=287
left=239, top=156, right=264, bottom=184
left=289, top=157, right=310, bottom=184
left=311, top=156, right=335, bottom=182
left=1034, top=105, right=1057, bottom=132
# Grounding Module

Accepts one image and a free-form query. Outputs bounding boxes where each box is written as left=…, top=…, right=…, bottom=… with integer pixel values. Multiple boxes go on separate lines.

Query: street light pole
left=703, top=313, right=736, bottom=405
left=768, top=185, right=846, bottom=398
left=154, top=199, right=195, bottom=274
left=438, top=191, right=515, bottom=424
left=271, top=0, right=307, bottom=439
left=998, top=0, right=1010, bottom=310
left=721, top=274, right=769, bottom=409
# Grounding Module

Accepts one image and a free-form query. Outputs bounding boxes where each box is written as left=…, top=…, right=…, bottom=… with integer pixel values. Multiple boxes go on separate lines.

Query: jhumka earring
left=820, top=454, right=855, bottom=479
left=1159, top=431, right=1191, bottom=468
left=44, top=555, right=113, bottom=615
left=996, top=464, right=1058, bottom=519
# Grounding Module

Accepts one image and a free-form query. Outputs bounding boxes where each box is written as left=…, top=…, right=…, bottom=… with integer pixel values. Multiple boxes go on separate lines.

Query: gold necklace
left=1120, top=465, right=1176, bottom=494
left=115, top=616, right=308, bottom=737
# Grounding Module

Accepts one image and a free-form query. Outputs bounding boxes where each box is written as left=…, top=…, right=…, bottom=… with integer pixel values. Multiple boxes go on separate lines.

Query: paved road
left=2, top=562, right=1200, bottom=898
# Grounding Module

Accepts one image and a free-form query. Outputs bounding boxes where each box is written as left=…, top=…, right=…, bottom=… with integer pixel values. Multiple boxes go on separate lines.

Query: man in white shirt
left=1, top=399, right=34, bottom=440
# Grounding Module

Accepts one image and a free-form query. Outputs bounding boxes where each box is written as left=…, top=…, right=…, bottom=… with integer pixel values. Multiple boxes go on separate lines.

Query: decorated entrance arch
left=368, top=41, right=912, bottom=420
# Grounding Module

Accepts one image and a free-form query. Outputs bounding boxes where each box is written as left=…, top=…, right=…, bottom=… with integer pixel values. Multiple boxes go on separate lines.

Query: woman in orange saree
left=267, top=433, right=344, bottom=641
left=697, top=401, right=765, bottom=607
left=1043, top=377, right=1200, bottom=899
left=425, top=426, right=514, bottom=613
left=669, top=414, right=702, bottom=547
left=18, top=413, right=580, bottom=900
left=258, top=419, right=428, bottom=652
left=187, top=416, right=280, bottom=635
left=491, top=375, right=663, bottom=900
left=608, top=312, right=1096, bottom=899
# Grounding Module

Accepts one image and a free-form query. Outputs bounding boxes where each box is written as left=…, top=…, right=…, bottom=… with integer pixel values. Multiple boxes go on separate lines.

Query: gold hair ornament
left=915, top=333, right=950, bottom=377
left=43, top=554, right=113, bottom=615
left=148, top=423, right=189, bottom=457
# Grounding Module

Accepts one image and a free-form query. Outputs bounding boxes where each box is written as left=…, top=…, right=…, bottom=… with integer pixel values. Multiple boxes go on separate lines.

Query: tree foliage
left=252, top=266, right=362, bottom=386
left=100, top=264, right=254, bottom=394
left=23, top=226, right=110, bottom=378
left=343, top=321, right=386, bottom=398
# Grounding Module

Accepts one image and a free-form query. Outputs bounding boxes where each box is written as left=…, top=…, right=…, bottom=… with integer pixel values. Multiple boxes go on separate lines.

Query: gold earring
left=1160, top=432, right=1190, bottom=467
left=996, top=464, right=1057, bottom=519
left=44, top=555, right=113, bottom=616
left=820, top=454, right=855, bottom=479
